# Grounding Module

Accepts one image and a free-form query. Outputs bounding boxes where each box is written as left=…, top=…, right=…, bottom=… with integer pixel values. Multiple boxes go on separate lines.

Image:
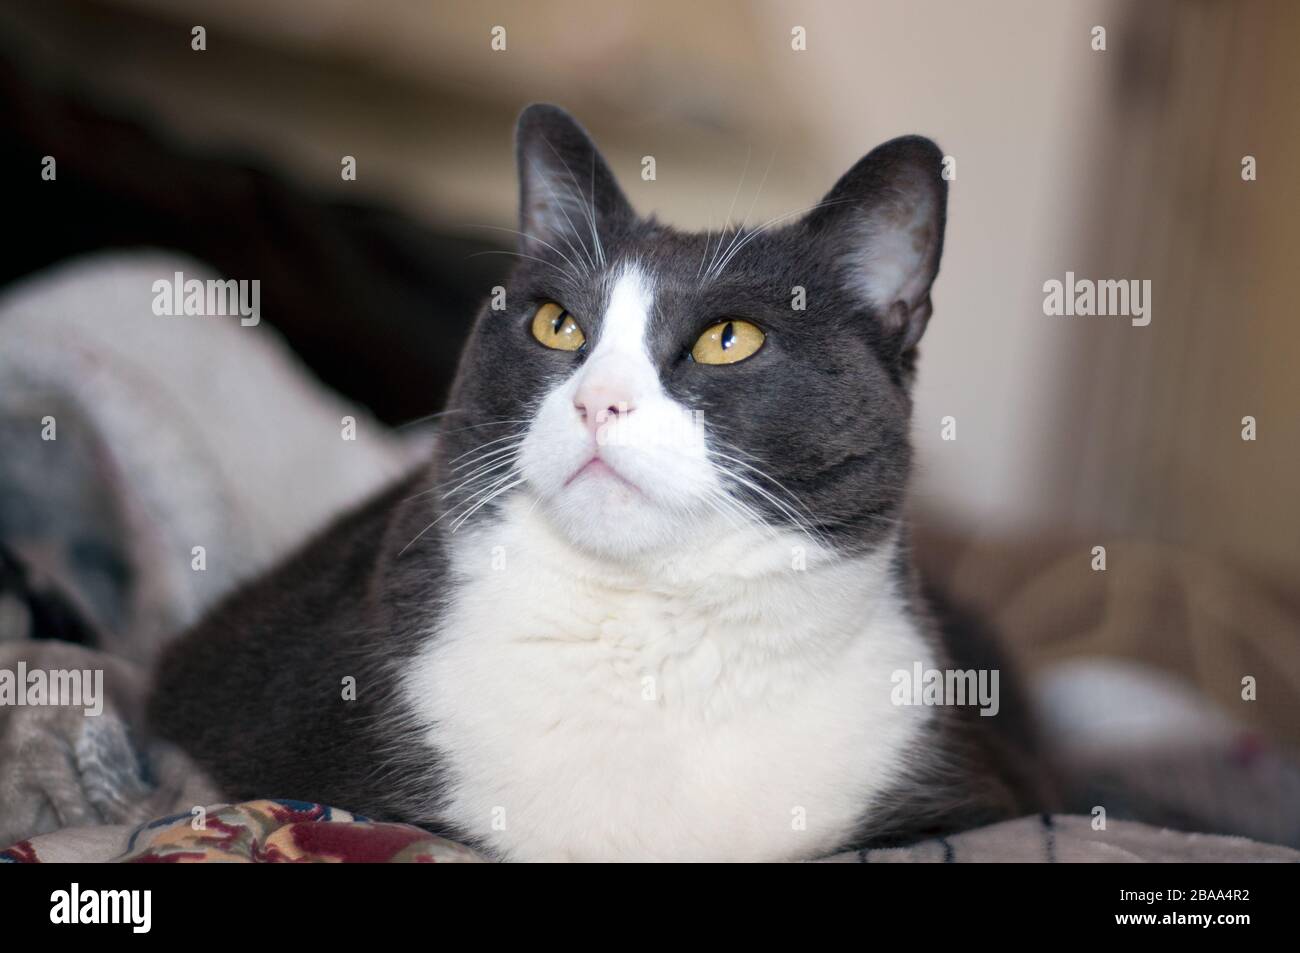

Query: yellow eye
left=690, top=320, right=765, bottom=365
left=531, top=302, right=586, bottom=351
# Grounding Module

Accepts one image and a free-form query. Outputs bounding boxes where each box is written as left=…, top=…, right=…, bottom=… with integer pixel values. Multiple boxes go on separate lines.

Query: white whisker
left=450, top=476, right=525, bottom=533
left=709, top=199, right=850, bottom=281
left=704, top=147, right=752, bottom=278
left=466, top=249, right=574, bottom=281
left=539, top=140, right=605, bottom=271
left=528, top=153, right=598, bottom=271
left=712, top=151, right=773, bottom=279
left=465, top=223, right=586, bottom=283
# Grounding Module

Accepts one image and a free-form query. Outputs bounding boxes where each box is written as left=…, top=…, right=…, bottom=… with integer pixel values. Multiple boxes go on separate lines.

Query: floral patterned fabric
left=2, top=799, right=485, bottom=863
left=7, top=807, right=1298, bottom=863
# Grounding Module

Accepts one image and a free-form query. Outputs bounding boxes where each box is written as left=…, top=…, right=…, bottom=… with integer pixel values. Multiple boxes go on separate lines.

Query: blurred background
left=1, top=0, right=1298, bottom=831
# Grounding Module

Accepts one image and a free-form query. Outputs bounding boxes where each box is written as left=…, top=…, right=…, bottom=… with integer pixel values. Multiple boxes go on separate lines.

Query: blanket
left=2, top=252, right=1296, bottom=861
left=5, top=799, right=1293, bottom=864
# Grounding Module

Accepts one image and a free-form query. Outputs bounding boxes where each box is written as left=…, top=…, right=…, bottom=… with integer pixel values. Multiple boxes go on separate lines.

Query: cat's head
left=439, top=104, right=946, bottom=561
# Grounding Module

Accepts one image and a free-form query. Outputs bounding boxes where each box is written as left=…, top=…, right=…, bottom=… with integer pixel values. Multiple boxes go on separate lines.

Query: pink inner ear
left=854, top=192, right=939, bottom=314
left=809, top=135, right=947, bottom=342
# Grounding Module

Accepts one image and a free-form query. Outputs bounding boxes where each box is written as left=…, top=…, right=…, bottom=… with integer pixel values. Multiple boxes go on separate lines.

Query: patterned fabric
left=6, top=806, right=1296, bottom=863
left=1, top=799, right=485, bottom=863
left=0, top=839, right=38, bottom=863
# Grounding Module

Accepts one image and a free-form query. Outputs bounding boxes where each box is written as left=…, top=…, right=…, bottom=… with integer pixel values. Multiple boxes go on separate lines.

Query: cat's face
left=439, top=105, right=946, bottom=560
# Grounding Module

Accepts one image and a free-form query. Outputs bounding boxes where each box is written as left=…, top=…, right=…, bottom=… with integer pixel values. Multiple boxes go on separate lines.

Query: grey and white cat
left=149, top=104, right=1037, bottom=861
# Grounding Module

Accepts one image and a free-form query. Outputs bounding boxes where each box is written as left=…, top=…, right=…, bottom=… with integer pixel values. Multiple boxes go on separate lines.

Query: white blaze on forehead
left=570, top=263, right=660, bottom=402
left=592, top=265, right=654, bottom=361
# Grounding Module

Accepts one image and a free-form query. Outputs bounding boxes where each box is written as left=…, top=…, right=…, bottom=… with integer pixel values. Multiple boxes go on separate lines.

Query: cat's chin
left=535, top=476, right=711, bottom=560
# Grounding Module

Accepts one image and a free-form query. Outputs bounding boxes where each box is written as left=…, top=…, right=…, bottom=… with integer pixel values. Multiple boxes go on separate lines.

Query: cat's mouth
left=563, top=455, right=641, bottom=494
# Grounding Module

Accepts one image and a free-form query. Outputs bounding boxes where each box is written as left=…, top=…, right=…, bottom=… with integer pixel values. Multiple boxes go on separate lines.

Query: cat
left=147, top=104, right=1040, bottom=861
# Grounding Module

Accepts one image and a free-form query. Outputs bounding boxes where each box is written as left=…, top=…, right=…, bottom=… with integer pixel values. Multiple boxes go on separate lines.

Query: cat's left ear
left=804, top=136, right=947, bottom=352
left=515, top=104, right=634, bottom=259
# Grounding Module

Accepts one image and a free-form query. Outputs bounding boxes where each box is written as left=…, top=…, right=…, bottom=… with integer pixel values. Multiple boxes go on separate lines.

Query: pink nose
left=574, top=382, right=636, bottom=438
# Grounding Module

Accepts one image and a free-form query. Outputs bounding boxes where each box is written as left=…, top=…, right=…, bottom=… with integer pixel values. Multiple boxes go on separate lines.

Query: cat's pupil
left=552, top=312, right=567, bottom=334
left=721, top=322, right=735, bottom=350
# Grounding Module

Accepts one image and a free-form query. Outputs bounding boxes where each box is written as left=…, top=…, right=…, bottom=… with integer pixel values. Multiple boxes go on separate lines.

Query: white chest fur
left=403, top=496, right=938, bottom=861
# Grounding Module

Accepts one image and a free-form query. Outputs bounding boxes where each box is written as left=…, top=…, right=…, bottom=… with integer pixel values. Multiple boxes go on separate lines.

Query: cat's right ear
left=515, top=104, right=633, bottom=260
